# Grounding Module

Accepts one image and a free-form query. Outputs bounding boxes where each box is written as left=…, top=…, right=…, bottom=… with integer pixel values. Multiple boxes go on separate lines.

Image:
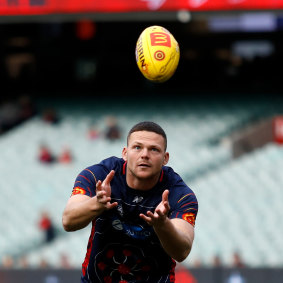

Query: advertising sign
left=1, top=0, right=283, bottom=15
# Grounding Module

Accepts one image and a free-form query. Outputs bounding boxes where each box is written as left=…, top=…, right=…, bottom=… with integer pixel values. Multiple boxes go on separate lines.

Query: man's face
left=122, top=131, right=169, bottom=181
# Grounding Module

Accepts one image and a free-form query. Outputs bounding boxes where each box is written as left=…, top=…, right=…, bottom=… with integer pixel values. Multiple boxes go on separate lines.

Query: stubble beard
left=127, top=166, right=161, bottom=189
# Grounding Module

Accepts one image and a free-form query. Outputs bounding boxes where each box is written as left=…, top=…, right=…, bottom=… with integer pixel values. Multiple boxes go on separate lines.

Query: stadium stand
left=1, top=95, right=283, bottom=269
left=189, top=142, right=283, bottom=267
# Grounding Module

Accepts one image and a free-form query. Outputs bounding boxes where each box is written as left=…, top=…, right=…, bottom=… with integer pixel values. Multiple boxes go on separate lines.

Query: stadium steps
left=187, top=143, right=283, bottom=267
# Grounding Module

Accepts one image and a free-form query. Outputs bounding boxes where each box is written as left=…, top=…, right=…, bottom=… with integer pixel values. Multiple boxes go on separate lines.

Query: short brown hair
left=127, top=121, right=167, bottom=150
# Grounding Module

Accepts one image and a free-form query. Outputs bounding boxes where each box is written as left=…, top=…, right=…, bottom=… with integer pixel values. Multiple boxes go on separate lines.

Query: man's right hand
left=62, top=170, right=118, bottom=231
left=95, top=170, right=118, bottom=211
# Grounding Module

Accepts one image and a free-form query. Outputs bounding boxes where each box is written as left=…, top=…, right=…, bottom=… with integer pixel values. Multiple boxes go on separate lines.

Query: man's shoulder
left=162, top=166, right=195, bottom=193
left=100, top=156, right=124, bottom=167
left=78, top=157, right=125, bottom=185
left=87, top=156, right=125, bottom=173
left=162, top=165, right=183, bottom=183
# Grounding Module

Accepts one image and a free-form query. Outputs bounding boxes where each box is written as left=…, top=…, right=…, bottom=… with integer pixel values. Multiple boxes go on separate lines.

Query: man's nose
left=141, top=148, right=149, bottom=158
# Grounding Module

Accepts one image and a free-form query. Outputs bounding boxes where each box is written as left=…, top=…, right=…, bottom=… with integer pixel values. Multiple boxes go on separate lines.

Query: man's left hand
left=139, top=190, right=170, bottom=227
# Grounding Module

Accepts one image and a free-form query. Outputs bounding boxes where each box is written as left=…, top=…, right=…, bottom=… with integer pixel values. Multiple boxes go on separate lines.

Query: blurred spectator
left=1, top=255, right=14, bottom=268
left=59, top=253, right=72, bottom=269
left=38, top=144, right=55, bottom=164
left=212, top=254, right=223, bottom=283
left=38, top=211, right=56, bottom=243
left=87, top=124, right=100, bottom=140
left=212, top=254, right=223, bottom=267
left=192, top=257, right=202, bottom=268
left=232, top=252, right=245, bottom=268
left=42, top=108, right=60, bottom=125
left=39, top=258, right=49, bottom=268
left=105, top=116, right=121, bottom=141
left=58, top=146, right=73, bottom=164
left=18, top=255, right=29, bottom=268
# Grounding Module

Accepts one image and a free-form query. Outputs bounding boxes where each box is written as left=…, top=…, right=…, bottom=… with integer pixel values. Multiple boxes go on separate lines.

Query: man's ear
left=122, top=147, right=127, bottom=161
left=163, top=152, right=169, bottom=165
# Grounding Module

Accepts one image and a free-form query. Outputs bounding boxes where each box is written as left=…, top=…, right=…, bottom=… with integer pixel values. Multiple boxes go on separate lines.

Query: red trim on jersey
left=123, top=161, right=127, bottom=175
left=87, top=186, right=92, bottom=197
left=184, top=207, right=198, bottom=212
left=169, top=258, right=176, bottom=282
left=159, top=170, right=164, bottom=182
left=79, top=174, right=91, bottom=183
left=180, top=202, right=198, bottom=208
left=177, top=193, right=195, bottom=203
left=82, top=219, right=96, bottom=276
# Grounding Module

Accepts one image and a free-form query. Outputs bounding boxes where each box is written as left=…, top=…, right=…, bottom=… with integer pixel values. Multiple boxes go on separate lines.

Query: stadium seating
left=188, top=143, right=283, bottom=267
left=1, top=96, right=283, bottom=269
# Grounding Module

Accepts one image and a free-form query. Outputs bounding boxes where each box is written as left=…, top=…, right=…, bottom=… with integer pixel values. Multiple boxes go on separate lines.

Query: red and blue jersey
left=72, top=156, right=198, bottom=283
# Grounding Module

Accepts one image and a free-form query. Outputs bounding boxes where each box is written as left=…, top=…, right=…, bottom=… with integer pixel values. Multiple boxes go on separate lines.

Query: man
left=62, top=121, right=198, bottom=283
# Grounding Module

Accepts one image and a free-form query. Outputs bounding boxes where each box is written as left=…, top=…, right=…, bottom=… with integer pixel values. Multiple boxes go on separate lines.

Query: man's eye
left=135, top=146, right=141, bottom=150
left=151, top=148, right=158, bottom=152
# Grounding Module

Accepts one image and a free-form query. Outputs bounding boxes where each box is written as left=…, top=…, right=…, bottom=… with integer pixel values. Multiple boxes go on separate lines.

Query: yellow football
left=135, top=25, right=180, bottom=83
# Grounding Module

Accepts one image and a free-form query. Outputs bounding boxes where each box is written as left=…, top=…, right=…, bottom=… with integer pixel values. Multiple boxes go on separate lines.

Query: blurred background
left=1, top=1, right=283, bottom=283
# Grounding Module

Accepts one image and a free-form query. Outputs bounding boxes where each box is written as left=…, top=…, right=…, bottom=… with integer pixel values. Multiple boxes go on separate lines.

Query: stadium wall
left=1, top=268, right=283, bottom=283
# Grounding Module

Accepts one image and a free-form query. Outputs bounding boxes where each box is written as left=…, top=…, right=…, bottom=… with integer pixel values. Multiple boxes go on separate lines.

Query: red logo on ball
left=150, top=32, right=171, bottom=47
left=154, top=50, right=165, bottom=61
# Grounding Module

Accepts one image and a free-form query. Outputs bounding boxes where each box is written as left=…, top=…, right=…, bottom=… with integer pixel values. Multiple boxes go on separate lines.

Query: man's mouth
left=138, top=163, right=151, bottom=167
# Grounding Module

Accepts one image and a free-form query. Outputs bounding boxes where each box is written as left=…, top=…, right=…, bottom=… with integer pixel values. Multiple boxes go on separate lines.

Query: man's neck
left=126, top=172, right=160, bottom=191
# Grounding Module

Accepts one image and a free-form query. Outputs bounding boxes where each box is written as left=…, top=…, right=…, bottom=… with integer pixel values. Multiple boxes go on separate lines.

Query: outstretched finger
left=107, top=202, right=118, bottom=210
left=162, top=190, right=169, bottom=203
left=139, top=213, right=153, bottom=224
left=99, top=196, right=111, bottom=204
left=162, top=199, right=170, bottom=212
left=139, top=211, right=154, bottom=218
left=96, top=180, right=102, bottom=191
left=103, top=170, right=115, bottom=185
left=96, top=190, right=106, bottom=198
left=156, top=208, right=167, bottom=218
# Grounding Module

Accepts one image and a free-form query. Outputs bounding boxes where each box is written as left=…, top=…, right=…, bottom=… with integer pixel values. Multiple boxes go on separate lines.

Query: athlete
left=62, top=121, right=198, bottom=283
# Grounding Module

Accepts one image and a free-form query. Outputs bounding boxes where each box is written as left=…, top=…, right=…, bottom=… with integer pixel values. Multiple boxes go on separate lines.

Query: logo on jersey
left=95, top=243, right=158, bottom=282
left=117, top=205, right=124, bottom=216
left=133, top=196, right=143, bottom=203
left=71, top=187, right=86, bottom=196
left=112, top=219, right=151, bottom=240
left=112, top=219, right=123, bottom=230
left=182, top=213, right=196, bottom=227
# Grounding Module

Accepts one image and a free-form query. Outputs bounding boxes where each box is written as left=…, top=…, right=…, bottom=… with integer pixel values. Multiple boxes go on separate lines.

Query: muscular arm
left=139, top=190, right=195, bottom=262
left=62, top=170, right=118, bottom=232
left=153, top=218, right=194, bottom=262
left=62, top=194, right=102, bottom=231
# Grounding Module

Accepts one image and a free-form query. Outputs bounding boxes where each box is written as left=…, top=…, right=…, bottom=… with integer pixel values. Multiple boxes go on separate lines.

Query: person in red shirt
left=59, top=146, right=73, bottom=164
left=39, top=211, right=56, bottom=243
left=38, top=144, right=55, bottom=164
